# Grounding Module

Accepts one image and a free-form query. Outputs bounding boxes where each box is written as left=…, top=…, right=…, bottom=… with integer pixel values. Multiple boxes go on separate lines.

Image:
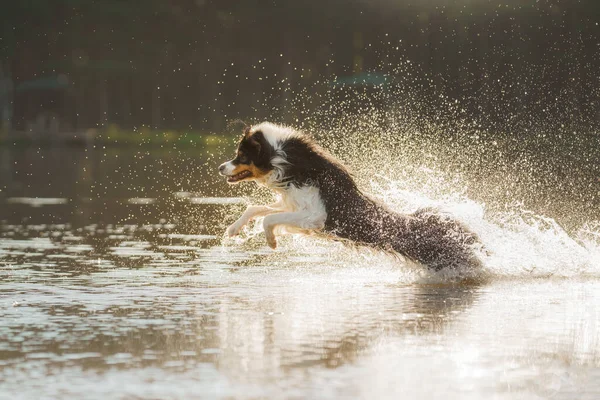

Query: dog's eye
left=238, top=155, right=249, bottom=164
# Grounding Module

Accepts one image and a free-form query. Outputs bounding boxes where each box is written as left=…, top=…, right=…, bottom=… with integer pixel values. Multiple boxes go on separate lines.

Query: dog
left=219, top=122, right=483, bottom=270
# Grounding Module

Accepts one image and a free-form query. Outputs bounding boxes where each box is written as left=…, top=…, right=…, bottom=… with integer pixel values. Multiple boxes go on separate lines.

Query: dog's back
left=281, top=136, right=483, bottom=270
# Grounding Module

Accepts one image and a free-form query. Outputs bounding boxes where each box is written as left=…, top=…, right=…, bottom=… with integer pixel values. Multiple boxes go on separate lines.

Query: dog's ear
left=249, top=131, right=263, bottom=154
left=226, top=119, right=249, bottom=136
left=243, top=125, right=251, bottom=137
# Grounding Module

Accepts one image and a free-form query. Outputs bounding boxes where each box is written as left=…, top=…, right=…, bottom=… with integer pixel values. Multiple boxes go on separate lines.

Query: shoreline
left=0, top=128, right=232, bottom=147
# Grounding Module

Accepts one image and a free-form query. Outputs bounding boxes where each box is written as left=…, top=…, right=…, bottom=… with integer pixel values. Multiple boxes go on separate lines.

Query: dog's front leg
left=226, top=202, right=283, bottom=237
left=262, top=211, right=326, bottom=249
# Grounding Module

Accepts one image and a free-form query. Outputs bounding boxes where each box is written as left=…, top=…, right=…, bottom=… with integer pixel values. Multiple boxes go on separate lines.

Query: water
left=1, top=145, right=599, bottom=399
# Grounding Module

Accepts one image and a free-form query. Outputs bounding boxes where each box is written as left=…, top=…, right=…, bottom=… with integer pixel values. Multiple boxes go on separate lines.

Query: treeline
left=1, top=0, right=599, bottom=133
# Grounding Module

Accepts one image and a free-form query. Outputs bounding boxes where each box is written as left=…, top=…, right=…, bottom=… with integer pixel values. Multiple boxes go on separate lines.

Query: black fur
left=232, top=130, right=273, bottom=171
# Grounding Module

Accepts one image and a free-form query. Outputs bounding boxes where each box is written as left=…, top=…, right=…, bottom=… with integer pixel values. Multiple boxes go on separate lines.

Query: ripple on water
left=1, top=167, right=599, bottom=399
left=6, top=197, right=69, bottom=207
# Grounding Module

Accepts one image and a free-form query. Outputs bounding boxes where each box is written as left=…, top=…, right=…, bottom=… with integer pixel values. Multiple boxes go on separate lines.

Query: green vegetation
left=96, top=124, right=230, bottom=147
left=0, top=124, right=233, bottom=148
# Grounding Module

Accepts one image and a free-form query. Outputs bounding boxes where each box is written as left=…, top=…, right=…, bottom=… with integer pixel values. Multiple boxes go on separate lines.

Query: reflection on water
left=1, top=147, right=599, bottom=399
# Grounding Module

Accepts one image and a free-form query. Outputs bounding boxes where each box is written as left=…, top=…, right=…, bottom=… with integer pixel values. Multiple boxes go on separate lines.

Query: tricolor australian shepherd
left=219, top=122, right=482, bottom=270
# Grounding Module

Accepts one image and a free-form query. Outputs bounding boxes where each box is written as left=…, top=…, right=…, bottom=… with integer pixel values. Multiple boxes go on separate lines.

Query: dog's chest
left=279, top=185, right=326, bottom=215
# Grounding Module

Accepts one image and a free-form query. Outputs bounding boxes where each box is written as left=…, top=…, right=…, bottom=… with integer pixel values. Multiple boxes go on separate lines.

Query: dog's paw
left=265, top=231, right=277, bottom=249
left=226, top=222, right=244, bottom=237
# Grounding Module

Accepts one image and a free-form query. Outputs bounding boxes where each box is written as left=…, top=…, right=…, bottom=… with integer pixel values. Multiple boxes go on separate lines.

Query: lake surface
left=1, top=146, right=599, bottom=399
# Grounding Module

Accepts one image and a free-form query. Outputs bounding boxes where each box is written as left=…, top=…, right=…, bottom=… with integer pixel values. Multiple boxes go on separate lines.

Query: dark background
left=1, top=0, right=599, bottom=133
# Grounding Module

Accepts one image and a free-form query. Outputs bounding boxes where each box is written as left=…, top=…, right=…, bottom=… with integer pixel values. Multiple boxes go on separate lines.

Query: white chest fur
left=270, top=184, right=328, bottom=234
left=279, top=185, right=325, bottom=213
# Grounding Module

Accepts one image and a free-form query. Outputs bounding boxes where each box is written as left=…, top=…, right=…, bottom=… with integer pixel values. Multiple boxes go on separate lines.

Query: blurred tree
left=0, top=0, right=598, bottom=133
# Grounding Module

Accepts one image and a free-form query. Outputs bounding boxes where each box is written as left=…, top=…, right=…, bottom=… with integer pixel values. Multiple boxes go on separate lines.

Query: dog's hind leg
left=226, top=201, right=283, bottom=237
left=262, top=211, right=326, bottom=249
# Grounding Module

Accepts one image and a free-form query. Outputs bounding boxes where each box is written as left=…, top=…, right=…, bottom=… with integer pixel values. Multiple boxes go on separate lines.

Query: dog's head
left=218, top=125, right=274, bottom=184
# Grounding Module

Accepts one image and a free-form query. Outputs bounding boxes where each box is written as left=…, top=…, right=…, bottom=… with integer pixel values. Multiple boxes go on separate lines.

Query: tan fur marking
left=230, top=163, right=269, bottom=181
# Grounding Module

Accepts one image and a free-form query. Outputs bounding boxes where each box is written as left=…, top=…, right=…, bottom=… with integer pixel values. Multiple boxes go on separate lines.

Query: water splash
left=223, top=113, right=600, bottom=282
left=373, top=179, right=599, bottom=279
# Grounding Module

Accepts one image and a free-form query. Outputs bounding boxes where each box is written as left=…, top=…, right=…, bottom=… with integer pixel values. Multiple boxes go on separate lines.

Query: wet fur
left=220, top=123, right=483, bottom=270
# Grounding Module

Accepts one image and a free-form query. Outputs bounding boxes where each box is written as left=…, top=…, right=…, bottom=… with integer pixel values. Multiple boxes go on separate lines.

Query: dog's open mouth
left=227, top=170, right=252, bottom=183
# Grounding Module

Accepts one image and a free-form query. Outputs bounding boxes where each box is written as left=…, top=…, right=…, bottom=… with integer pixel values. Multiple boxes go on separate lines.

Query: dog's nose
left=218, top=163, right=226, bottom=174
